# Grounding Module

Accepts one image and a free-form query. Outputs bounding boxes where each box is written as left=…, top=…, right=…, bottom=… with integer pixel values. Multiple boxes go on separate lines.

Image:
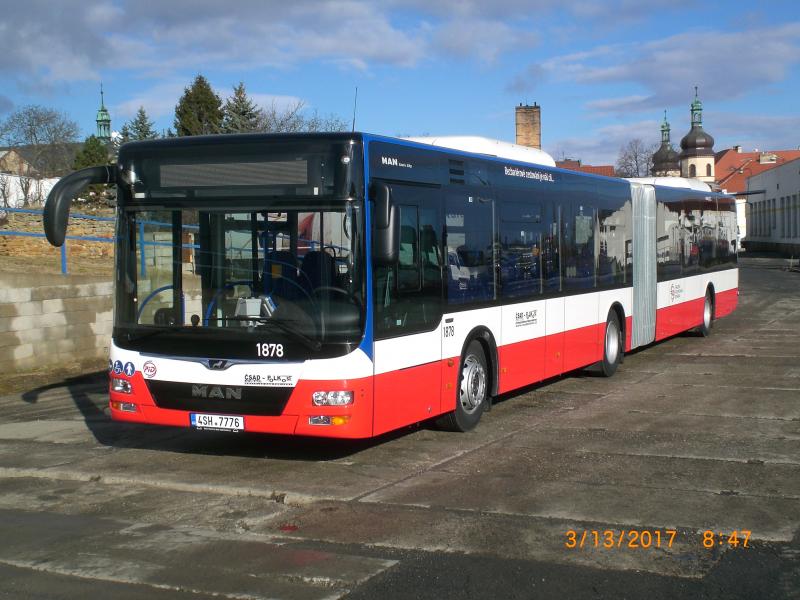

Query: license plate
left=190, top=413, right=244, bottom=432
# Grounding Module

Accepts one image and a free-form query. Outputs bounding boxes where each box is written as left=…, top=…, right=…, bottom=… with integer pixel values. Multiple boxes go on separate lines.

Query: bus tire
left=601, top=311, right=622, bottom=377
left=436, top=340, right=488, bottom=432
left=699, top=289, right=714, bottom=337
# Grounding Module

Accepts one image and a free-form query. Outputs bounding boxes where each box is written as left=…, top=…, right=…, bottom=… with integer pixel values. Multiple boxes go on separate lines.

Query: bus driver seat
left=300, top=250, right=337, bottom=295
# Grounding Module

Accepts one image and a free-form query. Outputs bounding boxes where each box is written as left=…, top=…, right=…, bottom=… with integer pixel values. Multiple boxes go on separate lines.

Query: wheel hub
left=459, top=355, right=486, bottom=414
left=605, top=321, right=619, bottom=364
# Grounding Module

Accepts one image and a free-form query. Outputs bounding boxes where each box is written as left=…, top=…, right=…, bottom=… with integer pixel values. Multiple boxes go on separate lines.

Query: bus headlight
left=111, top=377, right=132, bottom=394
left=312, top=390, right=354, bottom=406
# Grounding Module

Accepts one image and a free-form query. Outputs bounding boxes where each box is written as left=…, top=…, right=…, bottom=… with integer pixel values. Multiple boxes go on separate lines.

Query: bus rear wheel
left=699, top=289, right=714, bottom=337
left=601, top=311, right=622, bottom=377
left=436, top=341, right=488, bottom=432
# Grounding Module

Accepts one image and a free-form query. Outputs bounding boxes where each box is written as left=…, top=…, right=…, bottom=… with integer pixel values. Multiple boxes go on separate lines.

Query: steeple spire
left=660, top=109, right=671, bottom=144
left=690, top=85, right=703, bottom=126
left=96, top=83, right=111, bottom=143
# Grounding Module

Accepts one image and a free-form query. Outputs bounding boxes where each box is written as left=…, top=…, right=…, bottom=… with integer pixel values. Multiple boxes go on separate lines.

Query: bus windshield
left=114, top=202, right=364, bottom=359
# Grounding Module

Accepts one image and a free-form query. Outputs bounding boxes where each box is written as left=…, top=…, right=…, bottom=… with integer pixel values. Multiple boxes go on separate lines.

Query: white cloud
left=546, top=119, right=658, bottom=165
left=114, top=82, right=187, bottom=120
left=434, top=18, right=537, bottom=64
left=706, top=111, right=800, bottom=152
left=585, top=95, right=650, bottom=114
left=538, top=23, right=800, bottom=112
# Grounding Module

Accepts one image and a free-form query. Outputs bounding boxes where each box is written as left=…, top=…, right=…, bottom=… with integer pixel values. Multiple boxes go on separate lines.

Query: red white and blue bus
left=43, top=133, right=738, bottom=438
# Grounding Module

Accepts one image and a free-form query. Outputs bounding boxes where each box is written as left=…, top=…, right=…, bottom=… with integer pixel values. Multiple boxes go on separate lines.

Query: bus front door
left=372, top=184, right=444, bottom=435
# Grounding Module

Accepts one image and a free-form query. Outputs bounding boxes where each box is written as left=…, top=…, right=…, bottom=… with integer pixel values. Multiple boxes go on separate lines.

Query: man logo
left=205, top=359, right=231, bottom=370
left=381, top=156, right=399, bottom=166
left=191, top=385, right=243, bottom=400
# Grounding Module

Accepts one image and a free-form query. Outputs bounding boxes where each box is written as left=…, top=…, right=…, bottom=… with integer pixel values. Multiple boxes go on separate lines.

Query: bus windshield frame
left=112, top=136, right=366, bottom=361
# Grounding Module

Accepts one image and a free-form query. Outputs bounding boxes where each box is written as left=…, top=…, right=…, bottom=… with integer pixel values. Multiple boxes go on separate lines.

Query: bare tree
left=32, top=178, right=44, bottom=206
left=0, top=172, right=11, bottom=208
left=260, top=100, right=348, bottom=133
left=615, top=139, right=657, bottom=178
left=262, top=99, right=306, bottom=132
left=0, top=105, right=80, bottom=177
left=18, top=173, right=32, bottom=207
left=303, top=109, right=349, bottom=133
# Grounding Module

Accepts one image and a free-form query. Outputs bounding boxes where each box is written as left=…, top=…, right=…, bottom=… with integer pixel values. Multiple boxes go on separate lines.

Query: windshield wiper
left=124, top=327, right=178, bottom=343
left=218, top=316, right=322, bottom=352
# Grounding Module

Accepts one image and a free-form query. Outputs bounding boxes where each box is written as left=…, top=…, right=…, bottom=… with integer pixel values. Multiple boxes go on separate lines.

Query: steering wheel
left=136, top=284, right=184, bottom=324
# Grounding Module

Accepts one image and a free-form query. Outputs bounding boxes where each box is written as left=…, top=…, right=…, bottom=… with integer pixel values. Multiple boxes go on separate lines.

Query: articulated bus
left=43, top=133, right=738, bottom=438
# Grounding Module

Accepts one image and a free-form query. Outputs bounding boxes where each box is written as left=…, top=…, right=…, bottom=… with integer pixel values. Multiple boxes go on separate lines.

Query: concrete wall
left=0, top=275, right=113, bottom=373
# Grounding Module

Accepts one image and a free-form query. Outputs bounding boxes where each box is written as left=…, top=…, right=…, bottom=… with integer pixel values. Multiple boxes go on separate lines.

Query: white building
left=746, top=157, right=800, bottom=254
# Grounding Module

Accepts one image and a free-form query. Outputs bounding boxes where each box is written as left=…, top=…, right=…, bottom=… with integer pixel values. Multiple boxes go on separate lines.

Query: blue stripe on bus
left=358, top=137, right=374, bottom=361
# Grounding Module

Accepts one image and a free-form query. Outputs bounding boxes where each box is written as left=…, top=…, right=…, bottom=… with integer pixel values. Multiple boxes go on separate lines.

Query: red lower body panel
left=564, top=322, right=604, bottom=373
left=497, top=337, right=545, bottom=394
left=372, top=360, right=443, bottom=436
left=715, top=288, right=738, bottom=318
left=655, top=287, right=738, bottom=341
left=655, top=297, right=704, bottom=341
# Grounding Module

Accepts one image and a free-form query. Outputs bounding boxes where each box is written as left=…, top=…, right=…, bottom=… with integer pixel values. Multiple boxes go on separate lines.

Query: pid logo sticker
left=142, top=361, right=157, bottom=378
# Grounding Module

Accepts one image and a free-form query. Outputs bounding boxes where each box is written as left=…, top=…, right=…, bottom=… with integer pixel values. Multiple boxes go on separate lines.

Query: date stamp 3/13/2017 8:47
left=564, top=529, right=752, bottom=550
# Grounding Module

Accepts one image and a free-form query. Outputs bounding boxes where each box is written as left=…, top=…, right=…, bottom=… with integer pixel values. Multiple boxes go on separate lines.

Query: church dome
left=680, top=127, right=714, bottom=154
left=652, top=144, right=680, bottom=171
left=679, top=89, right=714, bottom=158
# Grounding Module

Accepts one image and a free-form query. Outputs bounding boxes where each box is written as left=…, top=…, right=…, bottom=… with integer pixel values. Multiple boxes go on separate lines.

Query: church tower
left=96, top=83, right=111, bottom=144
left=679, top=87, right=715, bottom=182
left=651, top=110, right=680, bottom=176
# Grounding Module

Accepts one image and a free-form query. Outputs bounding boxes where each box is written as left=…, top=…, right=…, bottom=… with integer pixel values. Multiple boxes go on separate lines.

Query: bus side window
left=397, top=205, right=420, bottom=292
left=656, top=200, right=682, bottom=281
left=562, top=200, right=596, bottom=291
left=445, top=193, right=495, bottom=305
left=499, top=200, right=542, bottom=299
left=682, top=202, right=699, bottom=274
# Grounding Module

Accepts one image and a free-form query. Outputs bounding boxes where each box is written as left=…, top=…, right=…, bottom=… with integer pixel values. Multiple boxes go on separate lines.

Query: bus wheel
left=699, top=289, right=714, bottom=337
left=437, top=341, right=488, bottom=432
left=601, top=311, right=622, bottom=377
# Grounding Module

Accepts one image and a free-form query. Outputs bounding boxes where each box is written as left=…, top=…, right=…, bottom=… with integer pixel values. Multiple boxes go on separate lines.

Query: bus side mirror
left=372, top=181, right=398, bottom=265
left=43, top=165, right=117, bottom=247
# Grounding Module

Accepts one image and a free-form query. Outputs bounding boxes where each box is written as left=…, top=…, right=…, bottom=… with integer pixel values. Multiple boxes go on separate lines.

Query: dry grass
left=0, top=253, right=113, bottom=277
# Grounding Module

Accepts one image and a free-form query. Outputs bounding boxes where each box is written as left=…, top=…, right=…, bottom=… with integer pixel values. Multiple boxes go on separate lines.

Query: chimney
left=515, top=103, right=541, bottom=149
left=734, top=145, right=742, bottom=153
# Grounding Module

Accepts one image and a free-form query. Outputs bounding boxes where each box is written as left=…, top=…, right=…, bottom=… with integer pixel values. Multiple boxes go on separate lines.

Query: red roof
left=556, top=159, right=616, bottom=177
left=715, top=148, right=800, bottom=194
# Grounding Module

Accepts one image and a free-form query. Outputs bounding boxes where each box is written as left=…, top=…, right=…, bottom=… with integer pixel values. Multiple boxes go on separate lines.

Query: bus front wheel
left=601, top=311, right=622, bottom=377
left=436, top=340, right=488, bottom=432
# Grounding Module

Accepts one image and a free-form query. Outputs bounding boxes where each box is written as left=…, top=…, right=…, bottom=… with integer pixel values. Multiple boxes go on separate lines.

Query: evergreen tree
left=72, top=135, right=111, bottom=205
left=127, top=106, right=158, bottom=140
left=222, top=82, right=264, bottom=133
left=174, top=75, right=223, bottom=136
left=73, top=135, right=110, bottom=170
left=119, top=123, right=132, bottom=144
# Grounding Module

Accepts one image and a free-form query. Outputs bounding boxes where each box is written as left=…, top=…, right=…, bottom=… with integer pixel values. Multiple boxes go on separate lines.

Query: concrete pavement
left=0, top=256, right=798, bottom=599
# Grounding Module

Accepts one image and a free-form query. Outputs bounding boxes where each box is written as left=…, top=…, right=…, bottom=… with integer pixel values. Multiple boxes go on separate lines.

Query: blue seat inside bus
left=265, top=250, right=303, bottom=300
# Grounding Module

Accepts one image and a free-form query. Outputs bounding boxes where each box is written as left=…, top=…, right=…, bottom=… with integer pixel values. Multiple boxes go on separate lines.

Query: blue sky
left=1, top=0, right=798, bottom=164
